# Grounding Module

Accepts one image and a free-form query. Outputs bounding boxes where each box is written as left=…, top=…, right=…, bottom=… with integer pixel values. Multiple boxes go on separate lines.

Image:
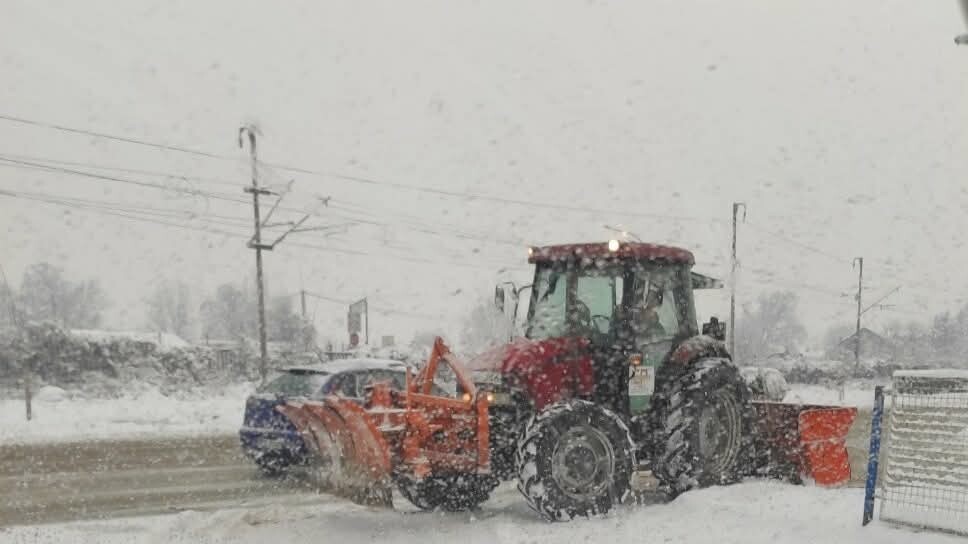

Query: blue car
left=239, top=358, right=411, bottom=476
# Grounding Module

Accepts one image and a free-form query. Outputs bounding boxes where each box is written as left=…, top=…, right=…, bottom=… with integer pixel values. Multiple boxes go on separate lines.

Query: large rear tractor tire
left=516, top=400, right=635, bottom=521
left=396, top=474, right=498, bottom=512
left=650, top=358, right=754, bottom=496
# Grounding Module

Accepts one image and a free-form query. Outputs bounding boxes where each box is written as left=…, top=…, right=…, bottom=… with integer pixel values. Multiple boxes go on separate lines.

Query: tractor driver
left=638, top=283, right=667, bottom=340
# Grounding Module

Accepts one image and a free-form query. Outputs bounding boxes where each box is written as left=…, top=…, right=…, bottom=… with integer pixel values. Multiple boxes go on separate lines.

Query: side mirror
left=702, top=316, right=726, bottom=341
left=494, top=285, right=506, bottom=312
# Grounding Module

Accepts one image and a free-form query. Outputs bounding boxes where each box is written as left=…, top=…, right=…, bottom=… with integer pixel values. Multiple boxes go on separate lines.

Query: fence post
left=862, top=385, right=885, bottom=525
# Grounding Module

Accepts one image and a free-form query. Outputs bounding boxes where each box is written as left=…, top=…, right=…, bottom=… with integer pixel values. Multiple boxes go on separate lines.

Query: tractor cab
left=495, top=240, right=725, bottom=416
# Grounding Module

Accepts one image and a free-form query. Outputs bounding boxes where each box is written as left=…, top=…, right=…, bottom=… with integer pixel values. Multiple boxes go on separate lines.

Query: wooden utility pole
left=853, top=257, right=864, bottom=368
left=729, top=202, right=746, bottom=356
left=240, top=125, right=271, bottom=384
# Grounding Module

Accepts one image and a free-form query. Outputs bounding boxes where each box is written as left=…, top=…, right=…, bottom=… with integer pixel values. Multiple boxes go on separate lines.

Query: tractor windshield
left=526, top=262, right=625, bottom=340
left=526, top=260, right=696, bottom=343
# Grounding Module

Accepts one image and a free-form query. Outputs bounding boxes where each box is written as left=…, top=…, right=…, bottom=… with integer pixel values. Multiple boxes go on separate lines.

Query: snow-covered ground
left=1, top=482, right=959, bottom=544
left=0, top=380, right=874, bottom=445
left=0, top=382, right=254, bottom=444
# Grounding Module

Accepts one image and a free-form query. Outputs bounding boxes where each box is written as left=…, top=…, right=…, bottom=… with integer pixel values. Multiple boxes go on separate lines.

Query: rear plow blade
left=278, top=400, right=393, bottom=507
left=751, top=402, right=858, bottom=487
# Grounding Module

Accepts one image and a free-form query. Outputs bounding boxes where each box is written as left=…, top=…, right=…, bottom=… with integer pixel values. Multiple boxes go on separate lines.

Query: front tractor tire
left=516, top=400, right=635, bottom=521
left=651, top=358, right=753, bottom=496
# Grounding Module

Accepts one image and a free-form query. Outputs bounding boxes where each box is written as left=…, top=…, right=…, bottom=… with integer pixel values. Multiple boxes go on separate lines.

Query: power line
left=0, top=113, right=236, bottom=161
left=0, top=151, right=242, bottom=188
left=0, top=156, right=249, bottom=205
left=0, top=188, right=253, bottom=238
left=0, top=188, right=523, bottom=272
left=745, top=221, right=851, bottom=264
left=0, top=113, right=721, bottom=224
left=268, top=160, right=720, bottom=223
left=0, top=187, right=253, bottom=226
left=0, top=152, right=532, bottom=252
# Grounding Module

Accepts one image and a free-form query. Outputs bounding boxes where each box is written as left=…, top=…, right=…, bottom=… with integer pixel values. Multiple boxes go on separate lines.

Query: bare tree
left=18, top=263, right=107, bottom=328
left=146, top=280, right=193, bottom=339
left=735, top=290, right=807, bottom=362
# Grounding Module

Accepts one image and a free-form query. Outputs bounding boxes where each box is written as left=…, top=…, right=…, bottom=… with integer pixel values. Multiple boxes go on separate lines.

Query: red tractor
left=279, top=241, right=856, bottom=521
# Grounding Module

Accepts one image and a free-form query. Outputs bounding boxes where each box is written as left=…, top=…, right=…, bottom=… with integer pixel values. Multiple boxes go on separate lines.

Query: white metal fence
left=872, top=370, right=968, bottom=534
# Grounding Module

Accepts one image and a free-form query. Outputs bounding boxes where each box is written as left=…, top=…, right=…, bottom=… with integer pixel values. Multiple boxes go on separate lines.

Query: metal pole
left=300, top=289, right=307, bottom=319
left=854, top=257, right=864, bottom=368
left=862, top=385, right=885, bottom=526
left=240, top=126, right=269, bottom=384
left=364, top=297, right=369, bottom=345
left=729, top=202, right=746, bottom=355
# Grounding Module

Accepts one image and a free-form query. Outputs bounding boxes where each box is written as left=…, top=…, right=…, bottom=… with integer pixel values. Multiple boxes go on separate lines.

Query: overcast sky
left=1, top=0, right=966, bottom=348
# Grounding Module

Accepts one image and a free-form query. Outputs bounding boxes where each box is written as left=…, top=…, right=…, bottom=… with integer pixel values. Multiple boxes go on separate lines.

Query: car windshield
left=257, top=371, right=330, bottom=398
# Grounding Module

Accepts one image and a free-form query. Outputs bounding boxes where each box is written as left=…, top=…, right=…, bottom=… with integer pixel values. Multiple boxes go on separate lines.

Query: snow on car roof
left=280, top=357, right=409, bottom=375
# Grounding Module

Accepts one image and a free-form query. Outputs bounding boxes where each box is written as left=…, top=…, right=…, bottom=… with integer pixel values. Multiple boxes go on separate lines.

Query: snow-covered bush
left=0, top=322, right=259, bottom=396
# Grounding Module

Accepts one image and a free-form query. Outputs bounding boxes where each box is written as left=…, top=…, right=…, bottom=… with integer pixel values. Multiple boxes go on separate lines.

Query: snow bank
left=2, top=482, right=959, bottom=543
left=0, top=382, right=255, bottom=444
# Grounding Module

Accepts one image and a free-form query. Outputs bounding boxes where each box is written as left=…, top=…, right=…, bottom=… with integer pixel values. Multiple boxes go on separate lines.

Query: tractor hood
left=465, top=336, right=590, bottom=378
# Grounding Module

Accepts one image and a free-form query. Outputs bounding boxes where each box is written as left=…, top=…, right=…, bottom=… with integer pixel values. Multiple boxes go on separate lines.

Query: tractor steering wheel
left=590, top=315, right=611, bottom=333
left=573, top=300, right=612, bottom=341
left=573, top=299, right=592, bottom=331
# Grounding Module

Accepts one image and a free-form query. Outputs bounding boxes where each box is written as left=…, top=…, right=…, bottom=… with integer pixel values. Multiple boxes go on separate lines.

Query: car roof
left=279, top=357, right=409, bottom=375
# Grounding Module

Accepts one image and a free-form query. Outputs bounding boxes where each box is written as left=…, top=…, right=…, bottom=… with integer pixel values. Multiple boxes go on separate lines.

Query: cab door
left=627, top=270, right=689, bottom=415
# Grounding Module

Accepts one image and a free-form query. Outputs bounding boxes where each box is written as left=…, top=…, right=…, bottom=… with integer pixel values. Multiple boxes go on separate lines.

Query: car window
left=257, top=371, right=329, bottom=398
left=354, top=369, right=408, bottom=395
left=331, top=373, right=358, bottom=398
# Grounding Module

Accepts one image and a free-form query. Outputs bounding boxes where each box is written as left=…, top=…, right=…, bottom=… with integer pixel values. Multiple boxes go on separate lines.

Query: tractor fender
left=668, top=335, right=731, bottom=367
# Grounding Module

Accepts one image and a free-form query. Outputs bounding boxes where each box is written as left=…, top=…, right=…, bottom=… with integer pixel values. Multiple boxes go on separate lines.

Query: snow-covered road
left=2, top=482, right=959, bottom=544
left=0, top=434, right=316, bottom=526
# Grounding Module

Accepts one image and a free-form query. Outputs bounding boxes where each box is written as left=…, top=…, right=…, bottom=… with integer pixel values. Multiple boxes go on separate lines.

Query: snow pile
left=0, top=381, right=255, bottom=444
left=32, top=384, right=67, bottom=402
left=2, top=482, right=961, bottom=543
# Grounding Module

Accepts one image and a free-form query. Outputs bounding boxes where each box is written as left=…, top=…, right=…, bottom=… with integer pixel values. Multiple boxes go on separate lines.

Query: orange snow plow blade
left=276, top=338, right=491, bottom=504
left=751, top=402, right=858, bottom=487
